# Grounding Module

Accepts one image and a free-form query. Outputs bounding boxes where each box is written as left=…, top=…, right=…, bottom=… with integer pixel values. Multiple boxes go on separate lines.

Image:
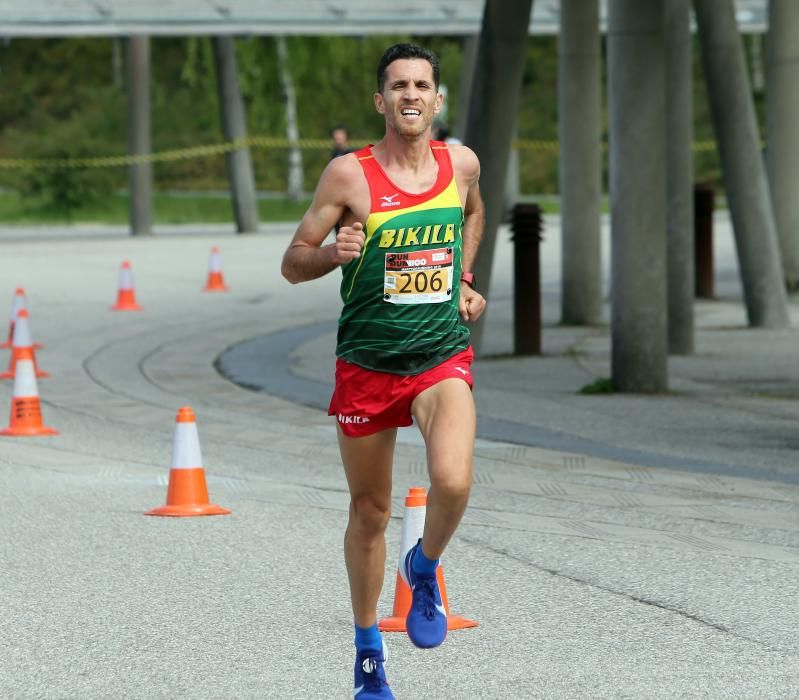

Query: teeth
left=402, top=109, right=421, bottom=116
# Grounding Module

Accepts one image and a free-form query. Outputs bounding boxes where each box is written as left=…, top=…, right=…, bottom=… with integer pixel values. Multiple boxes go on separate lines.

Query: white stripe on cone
left=118, top=262, right=135, bottom=290
left=209, top=248, right=223, bottom=273
left=397, top=499, right=428, bottom=587
left=171, top=421, right=203, bottom=470
left=10, top=289, right=25, bottom=319
left=13, top=359, right=38, bottom=397
left=12, top=311, right=34, bottom=348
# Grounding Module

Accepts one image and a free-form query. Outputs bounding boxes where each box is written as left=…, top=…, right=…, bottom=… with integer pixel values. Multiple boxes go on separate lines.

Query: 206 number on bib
left=383, top=248, right=453, bottom=305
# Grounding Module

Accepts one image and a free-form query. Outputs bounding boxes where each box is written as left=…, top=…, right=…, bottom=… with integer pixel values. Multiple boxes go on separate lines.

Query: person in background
left=331, top=124, right=354, bottom=159
left=433, top=122, right=462, bottom=145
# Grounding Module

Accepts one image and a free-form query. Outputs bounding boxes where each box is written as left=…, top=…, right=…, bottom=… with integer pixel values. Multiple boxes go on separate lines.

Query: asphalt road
left=0, top=216, right=797, bottom=698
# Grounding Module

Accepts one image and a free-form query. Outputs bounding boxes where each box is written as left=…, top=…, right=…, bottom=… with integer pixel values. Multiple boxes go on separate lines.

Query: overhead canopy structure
left=0, top=0, right=770, bottom=37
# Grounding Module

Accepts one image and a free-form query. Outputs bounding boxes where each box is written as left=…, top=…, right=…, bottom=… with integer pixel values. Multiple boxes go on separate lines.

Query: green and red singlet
left=337, top=141, right=470, bottom=375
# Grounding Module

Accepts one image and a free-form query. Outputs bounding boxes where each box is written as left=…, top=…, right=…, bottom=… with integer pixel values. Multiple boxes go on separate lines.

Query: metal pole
left=694, top=183, right=715, bottom=299
left=511, top=204, right=543, bottom=355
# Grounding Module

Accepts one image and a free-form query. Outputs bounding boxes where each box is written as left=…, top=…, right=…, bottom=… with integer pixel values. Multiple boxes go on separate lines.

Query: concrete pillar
left=111, top=38, right=123, bottom=87
left=126, top=36, right=152, bottom=236
left=504, top=121, right=520, bottom=216
left=463, top=0, right=535, bottom=354
left=213, top=36, right=259, bottom=233
left=455, top=35, right=479, bottom=141
left=666, top=0, right=695, bottom=354
left=767, top=0, right=799, bottom=291
left=275, top=36, right=304, bottom=202
left=558, top=0, right=602, bottom=326
left=694, top=0, right=789, bottom=327
left=608, top=0, right=668, bottom=393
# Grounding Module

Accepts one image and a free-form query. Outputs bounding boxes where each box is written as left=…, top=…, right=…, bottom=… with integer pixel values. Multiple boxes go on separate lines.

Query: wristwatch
left=460, top=271, right=475, bottom=287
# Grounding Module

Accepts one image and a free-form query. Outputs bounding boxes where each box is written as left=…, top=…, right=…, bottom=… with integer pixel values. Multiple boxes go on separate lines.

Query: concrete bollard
left=694, top=182, right=715, bottom=298
left=511, top=203, right=544, bottom=355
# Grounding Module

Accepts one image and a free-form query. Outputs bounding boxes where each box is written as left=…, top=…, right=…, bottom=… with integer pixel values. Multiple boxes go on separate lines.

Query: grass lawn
left=0, top=191, right=313, bottom=225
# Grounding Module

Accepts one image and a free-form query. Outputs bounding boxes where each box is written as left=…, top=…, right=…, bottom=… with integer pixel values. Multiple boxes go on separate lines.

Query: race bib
left=383, top=248, right=453, bottom=305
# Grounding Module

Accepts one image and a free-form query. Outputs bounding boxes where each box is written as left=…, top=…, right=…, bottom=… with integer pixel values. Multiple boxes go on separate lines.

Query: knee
left=349, top=496, right=391, bottom=538
left=431, top=467, right=472, bottom=502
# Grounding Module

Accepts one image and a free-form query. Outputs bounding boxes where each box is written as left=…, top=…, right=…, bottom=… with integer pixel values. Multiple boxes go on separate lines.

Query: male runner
left=281, top=43, right=485, bottom=699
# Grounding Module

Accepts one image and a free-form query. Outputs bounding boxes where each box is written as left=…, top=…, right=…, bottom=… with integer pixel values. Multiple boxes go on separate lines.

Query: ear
left=374, top=91, right=385, bottom=115
left=433, top=91, right=443, bottom=115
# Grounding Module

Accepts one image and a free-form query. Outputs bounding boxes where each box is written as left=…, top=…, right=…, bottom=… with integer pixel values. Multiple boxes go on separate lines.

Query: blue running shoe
left=353, top=642, right=394, bottom=699
left=403, top=539, right=448, bottom=648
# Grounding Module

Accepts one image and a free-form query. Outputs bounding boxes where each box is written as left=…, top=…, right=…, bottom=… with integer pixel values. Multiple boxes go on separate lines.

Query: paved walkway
left=1, top=215, right=798, bottom=698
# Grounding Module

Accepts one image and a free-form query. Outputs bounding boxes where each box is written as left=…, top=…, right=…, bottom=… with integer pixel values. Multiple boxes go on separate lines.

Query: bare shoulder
left=292, top=151, right=370, bottom=243
left=447, top=143, right=480, bottom=184
left=312, top=152, right=368, bottom=215
left=321, top=152, right=364, bottom=189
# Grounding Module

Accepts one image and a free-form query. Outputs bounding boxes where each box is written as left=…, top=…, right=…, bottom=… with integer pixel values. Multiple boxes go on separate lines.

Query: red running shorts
left=328, top=346, right=474, bottom=438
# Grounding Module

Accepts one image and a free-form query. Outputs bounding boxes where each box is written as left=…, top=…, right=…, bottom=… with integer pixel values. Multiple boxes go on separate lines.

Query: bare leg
left=411, top=378, right=476, bottom=560
left=337, top=425, right=397, bottom=627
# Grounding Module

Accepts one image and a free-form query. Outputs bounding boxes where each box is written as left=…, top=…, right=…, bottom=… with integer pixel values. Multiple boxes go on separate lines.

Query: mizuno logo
left=380, top=193, right=401, bottom=207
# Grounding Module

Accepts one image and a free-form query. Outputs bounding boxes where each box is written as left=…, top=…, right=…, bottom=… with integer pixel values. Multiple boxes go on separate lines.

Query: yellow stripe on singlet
left=364, top=178, right=462, bottom=234
left=345, top=179, right=463, bottom=300
left=347, top=178, right=463, bottom=298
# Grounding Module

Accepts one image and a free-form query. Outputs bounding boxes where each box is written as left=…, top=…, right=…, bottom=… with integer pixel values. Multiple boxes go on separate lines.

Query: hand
left=459, top=282, right=486, bottom=322
left=329, top=222, right=365, bottom=264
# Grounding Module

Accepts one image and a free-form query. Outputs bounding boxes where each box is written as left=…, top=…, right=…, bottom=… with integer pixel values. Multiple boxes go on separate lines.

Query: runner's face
left=375, top=59, right=442, bottom=139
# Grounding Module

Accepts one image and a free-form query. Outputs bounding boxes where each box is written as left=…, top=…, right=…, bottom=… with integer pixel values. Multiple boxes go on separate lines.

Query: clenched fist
left=459, top=283, right=487, bottom=322
left=329, top=222, right=365, bottom=265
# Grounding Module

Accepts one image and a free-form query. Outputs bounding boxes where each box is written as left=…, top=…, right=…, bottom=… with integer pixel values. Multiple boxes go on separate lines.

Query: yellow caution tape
left=0, top=136, right=720, bottom=170
left=691, top=141, right=719, bottom=153
left=514, top=140, right=561, bottom=152
left=513, top=139, right=718, bottom=153
left=0, top=136, right=342, bottom=170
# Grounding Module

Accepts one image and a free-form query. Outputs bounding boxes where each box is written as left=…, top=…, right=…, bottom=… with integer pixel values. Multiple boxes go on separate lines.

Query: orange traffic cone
left=1, top=288, right=25, bottom=349
left=2, top=288, right=42, bottom=350
left=203, top=246, right=229, bottom=292
left=379, top=486, right=477, bottom=633
left=1, top=309, right=49, bottom=379
left=0, top=358, right=58, bottom=436
left=111, top=261, right=143, bottom=311
left=145, top=406, right=230, bottom=517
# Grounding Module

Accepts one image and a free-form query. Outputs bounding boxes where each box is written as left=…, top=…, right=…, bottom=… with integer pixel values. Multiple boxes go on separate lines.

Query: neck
left=374, top=128, right=434, bottom=172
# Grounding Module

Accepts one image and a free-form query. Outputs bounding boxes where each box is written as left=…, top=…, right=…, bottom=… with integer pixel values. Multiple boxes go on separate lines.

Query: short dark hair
left=376, top=43, right=440, bottom=93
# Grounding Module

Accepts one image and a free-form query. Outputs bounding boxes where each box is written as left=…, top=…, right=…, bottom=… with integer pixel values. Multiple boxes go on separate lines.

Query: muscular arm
left=452, top=145, right=487, bottom=322
left=281, top=156, right=365, bottom=284
left=461, top=177, right=484, bottom=274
